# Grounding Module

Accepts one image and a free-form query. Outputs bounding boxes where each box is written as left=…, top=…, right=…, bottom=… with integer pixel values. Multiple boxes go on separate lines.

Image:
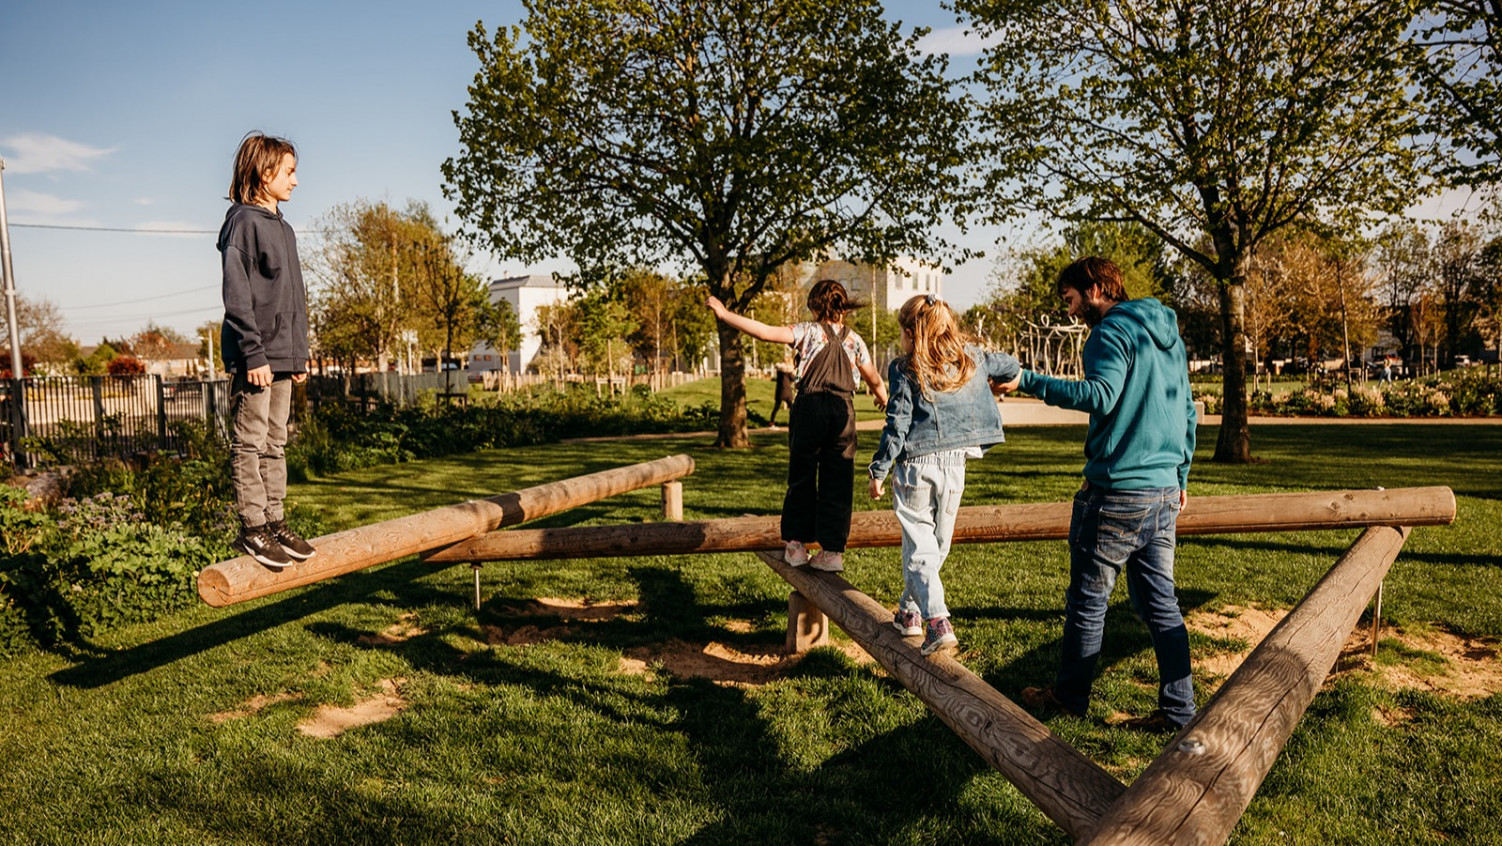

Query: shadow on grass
left=48, top=556, right=468, bottom=689
left=978, top=587, right=1218, bottom=706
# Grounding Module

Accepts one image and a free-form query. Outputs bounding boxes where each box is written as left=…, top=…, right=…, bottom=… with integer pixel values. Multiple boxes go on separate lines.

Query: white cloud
left=916, top=24, right=1000, bottom=57
left=6, top=188, right=83, bottom=216
left=134, top=197, right=154, bottom=206
left=1, top=133, right=115, bottom=174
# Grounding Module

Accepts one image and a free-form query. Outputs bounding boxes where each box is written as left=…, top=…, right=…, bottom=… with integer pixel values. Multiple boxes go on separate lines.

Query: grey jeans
left=230, top=372, right=292, bottom=526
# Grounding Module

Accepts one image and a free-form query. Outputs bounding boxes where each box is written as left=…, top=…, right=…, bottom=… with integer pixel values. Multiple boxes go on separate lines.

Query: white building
left=469, top=274, right=570, bottom=375
left=809, top=256, right=944, bottom=312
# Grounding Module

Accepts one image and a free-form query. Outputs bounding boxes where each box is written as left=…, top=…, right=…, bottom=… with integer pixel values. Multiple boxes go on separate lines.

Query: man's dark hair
left=1058, top=256, right=1128, bottom=303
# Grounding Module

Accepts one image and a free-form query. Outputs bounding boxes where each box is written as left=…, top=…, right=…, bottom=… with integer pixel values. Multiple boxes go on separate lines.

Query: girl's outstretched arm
left=705, top=296, right=794, bottom=344
left=857, top=361, right=888, bottom=409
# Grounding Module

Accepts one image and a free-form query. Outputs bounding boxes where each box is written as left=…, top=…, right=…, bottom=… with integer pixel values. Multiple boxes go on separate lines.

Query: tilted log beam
left=750, top=550, right=1127, bottom=840
left=1081, top=526, right=1411, bottom=845
left=197, top=454, right=695, bottom=607
left=423, top=487, right=1454, bottom=564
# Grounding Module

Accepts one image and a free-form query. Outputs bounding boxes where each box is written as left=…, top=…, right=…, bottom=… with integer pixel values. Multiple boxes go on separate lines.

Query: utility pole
left=0, top=159, right=23, bottom=379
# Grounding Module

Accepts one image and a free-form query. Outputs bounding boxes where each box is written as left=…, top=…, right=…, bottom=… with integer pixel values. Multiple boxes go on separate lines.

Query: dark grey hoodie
left=218, top=203, right=310, bottom=373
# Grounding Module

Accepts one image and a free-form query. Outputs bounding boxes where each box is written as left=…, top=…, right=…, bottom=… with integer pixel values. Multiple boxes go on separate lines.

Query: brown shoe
left=1019, top=684, right=1085, bottom=718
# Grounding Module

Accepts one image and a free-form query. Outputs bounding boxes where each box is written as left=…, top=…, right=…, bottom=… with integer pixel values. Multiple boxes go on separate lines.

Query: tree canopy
left=444, top=0, right=977, bottom=445
left=959, top=0, right=1432, bottom=461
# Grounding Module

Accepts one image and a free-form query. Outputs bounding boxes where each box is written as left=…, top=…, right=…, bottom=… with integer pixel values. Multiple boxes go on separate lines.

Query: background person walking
left=1003, top=257, right=1198, bottom=732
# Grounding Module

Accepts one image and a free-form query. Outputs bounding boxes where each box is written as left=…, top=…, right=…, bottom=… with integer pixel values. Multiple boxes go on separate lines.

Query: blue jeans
left=1055, top=485, right=1195, bottom=726
left=892, top=451, right=968, bottom=621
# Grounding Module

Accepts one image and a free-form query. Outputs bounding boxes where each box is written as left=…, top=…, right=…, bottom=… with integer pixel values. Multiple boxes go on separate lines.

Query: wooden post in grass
left=661, top=480, right=683, bottom=521
left=785, top=591, right=829, bottom=653
left=750, top=550, right=1127, bottom=839
left=422, top=487, right=1455, bottom=564
left=1081, top=526, right=1410, bottom=846
left=197, top=454, right=695, bottom=607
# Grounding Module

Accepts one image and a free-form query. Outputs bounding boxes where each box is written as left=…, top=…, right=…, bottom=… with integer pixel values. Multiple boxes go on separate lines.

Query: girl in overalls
left=706, top=280, right=888, bottom=571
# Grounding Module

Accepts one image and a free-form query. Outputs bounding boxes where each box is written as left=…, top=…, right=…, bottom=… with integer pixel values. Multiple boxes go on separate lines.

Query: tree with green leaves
left=444, top=0, right=976, bottom=446
left=1417, top=0, right=1502, bottom=185
left=960, top=0, right=1430, bottom=461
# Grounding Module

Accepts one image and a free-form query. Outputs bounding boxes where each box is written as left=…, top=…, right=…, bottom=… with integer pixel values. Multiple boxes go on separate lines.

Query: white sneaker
left=809, top=550, right=844, bottom=572
left=784, top=540, right=809, bottom=566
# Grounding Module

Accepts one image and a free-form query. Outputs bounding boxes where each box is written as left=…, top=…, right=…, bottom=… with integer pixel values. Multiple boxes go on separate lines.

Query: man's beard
left=1079, top=300, right=1107, bottom=327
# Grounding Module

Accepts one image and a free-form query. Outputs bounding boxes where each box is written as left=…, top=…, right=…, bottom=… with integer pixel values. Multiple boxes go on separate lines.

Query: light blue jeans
left=892, top=451, right=968, bottom=621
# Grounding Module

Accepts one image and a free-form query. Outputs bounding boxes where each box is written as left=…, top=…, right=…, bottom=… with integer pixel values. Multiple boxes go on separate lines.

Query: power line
left=11, top=222, right=218, bottom=234
left=62, top=285, right=218, bottom=310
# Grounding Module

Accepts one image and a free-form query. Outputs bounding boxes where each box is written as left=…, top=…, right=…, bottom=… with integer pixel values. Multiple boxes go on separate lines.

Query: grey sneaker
left=235, top=524, right=293, bottom=570
left=267, top=519, right=316, bottom=561
left=920, top=617, right=958, bottom=656
left=892, top=610, right=922, bottom=636
left=784, top=540, right=809, bottom=566
left=809, top=549, right=844, bottom=572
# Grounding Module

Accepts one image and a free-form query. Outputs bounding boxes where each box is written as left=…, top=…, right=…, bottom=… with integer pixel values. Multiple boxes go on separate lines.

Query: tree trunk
left=1215, top=275, right=1253, bottom=462
left=715, top=320, right=749, bottom=447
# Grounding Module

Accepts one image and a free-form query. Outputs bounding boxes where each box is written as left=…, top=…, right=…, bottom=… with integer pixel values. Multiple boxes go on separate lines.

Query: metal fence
left=1, top=375, right=232, bottom=469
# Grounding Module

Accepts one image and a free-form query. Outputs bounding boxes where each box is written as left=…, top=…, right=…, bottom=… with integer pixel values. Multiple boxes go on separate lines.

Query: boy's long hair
left=229, top=132, right=297, bottom=206
left=899, top=294, right=976, bottom=396
left=806, top=279, right=865, bottom=323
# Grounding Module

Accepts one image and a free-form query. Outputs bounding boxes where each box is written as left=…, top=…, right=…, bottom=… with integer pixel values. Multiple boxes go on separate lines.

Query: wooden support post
left=785, top=591, right=829, bottom=653
left=197, top=454, right=695, bottom=607
left=751, top=550, right=1126, bottom=840
left=661, top=480, right=683, bottom=521
left=1081, top=526, right=1411, bottom=846
left=1370, top=580, right=1384, bottom=658
left=423, top=487, right=1455, bottom=565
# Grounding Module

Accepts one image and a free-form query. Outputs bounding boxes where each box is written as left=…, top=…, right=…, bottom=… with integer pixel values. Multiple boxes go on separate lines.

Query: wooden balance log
left=422, top=486, right=1455, bottom=564
left=197, top=454, right=695, bottom=607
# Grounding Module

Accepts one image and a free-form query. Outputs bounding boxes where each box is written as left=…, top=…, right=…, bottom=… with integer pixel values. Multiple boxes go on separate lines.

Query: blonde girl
left=868, top=294, right=1021, bottom=655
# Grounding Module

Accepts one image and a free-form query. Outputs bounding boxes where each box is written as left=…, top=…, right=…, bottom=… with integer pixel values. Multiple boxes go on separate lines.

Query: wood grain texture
left=1081, top=526, right=1411, bottom=846
left=197, top=454, right=695, bottom=607
left=751, top=550, right=1126, bottom=840
left=423, top=487, right=1453, bottom=563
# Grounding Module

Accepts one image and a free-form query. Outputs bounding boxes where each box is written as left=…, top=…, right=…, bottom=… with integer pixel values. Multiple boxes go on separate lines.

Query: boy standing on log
left=1000, top=256, right=1198, bottom=733
left=219, top=132, right=317, bottom=570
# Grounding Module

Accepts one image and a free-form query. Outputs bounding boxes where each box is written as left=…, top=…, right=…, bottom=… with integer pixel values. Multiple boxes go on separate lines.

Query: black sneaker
left=267, top=519, right=316, bottom=561
left=235, top=524, right=293, bottom=570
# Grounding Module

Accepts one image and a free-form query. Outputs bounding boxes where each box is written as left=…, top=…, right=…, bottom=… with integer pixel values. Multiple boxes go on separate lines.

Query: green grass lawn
left=2, top=425, right=1500, bottom=844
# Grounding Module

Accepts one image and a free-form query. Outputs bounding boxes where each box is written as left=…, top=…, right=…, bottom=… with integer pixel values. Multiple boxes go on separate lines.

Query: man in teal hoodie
left=1005, top=256, right=1198, bottom=732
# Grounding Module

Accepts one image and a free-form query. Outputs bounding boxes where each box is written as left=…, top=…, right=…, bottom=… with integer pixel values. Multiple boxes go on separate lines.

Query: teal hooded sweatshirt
left=1018, top=298, right=1196, bottom=490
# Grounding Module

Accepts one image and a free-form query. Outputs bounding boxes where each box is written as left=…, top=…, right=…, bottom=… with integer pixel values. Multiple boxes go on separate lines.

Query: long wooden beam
left=750, top=550, right=1127, bottom=840
left=422, top=486, right=1454, bottom=563
left=197, top=454, right=695, bottom=607
left=1081, top=526, right=1411, bottom=845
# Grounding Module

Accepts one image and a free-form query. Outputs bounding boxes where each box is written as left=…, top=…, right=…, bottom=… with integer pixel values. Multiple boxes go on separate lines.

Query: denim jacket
left=868, top=346, right=1022, bottom=481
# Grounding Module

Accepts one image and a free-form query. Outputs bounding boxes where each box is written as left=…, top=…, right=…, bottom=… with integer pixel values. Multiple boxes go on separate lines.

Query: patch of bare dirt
left=208, top=691, right=301, bottom=724
left=1187, top=605, right=1502, bottom=714
left=357, top=613, right=428, bottom=646
left=484, top=600, right=876, bottom=687
left=296, top=678, right=408, bottom=739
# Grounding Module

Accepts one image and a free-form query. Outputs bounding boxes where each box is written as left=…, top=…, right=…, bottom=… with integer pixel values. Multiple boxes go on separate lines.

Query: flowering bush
left=1240, top=370, right=1500, bottom=418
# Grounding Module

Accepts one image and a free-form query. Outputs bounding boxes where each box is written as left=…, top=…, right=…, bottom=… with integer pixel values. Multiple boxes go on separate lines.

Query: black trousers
left=781, top=391, right=857, bottom=551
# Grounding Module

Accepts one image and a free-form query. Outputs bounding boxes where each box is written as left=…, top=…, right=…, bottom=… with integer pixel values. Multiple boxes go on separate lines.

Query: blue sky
left=0, top=0, right=1012, bottom=346
left=2, top=2, right=1479, bottom=347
